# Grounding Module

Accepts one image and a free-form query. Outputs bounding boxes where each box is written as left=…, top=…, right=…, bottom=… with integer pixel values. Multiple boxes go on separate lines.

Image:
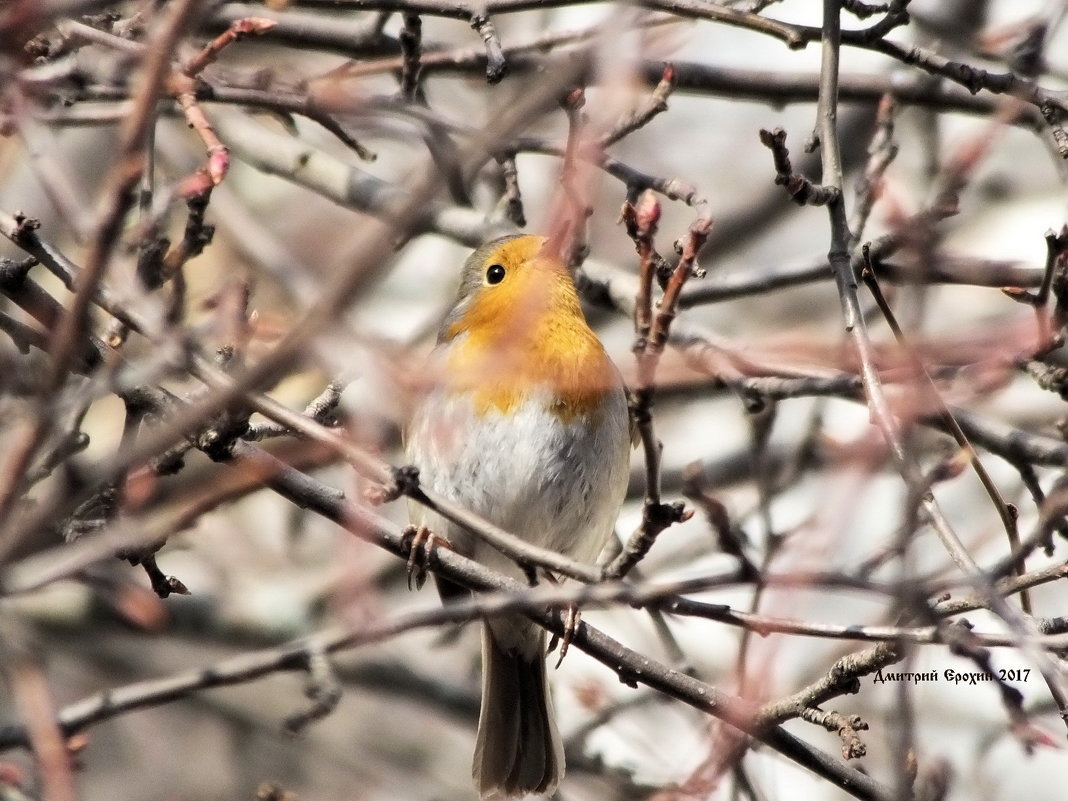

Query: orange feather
left=443, top=237, right=617, bottom=422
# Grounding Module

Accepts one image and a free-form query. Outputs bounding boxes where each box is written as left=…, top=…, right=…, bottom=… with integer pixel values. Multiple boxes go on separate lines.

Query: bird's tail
left=473, top=622, right=564, bottom=799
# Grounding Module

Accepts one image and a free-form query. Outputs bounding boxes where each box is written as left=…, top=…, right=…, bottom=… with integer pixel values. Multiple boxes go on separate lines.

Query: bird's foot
left=402, top=525, right=450, bottom=590
left=548, top=604, right=581, bottom=669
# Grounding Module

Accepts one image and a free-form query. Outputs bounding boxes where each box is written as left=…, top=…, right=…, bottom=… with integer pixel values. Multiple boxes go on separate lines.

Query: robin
left=405, top=234, right=631, bottom=798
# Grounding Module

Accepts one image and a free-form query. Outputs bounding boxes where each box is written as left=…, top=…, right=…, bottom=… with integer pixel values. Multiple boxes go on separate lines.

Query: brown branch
left=600, top=62, right=676, bottom=148
left=0, top=0, right=206, bottom=538
left=230, top=379, right=603, bottom=583
left=492, top=150, right=526, bottom=226
left=849, top=92, right=898, bottom=240
left=398, top=12, right=423, bottom=102
left=296, top=0, right=807, bottom=47
left=169, top=18, right=279, bottom=189
left=798, top=708, right=869, bottom=759
left=0, top=451, right=894, bottom=801
left=180, top=15, right=276, bottom=77
left=243, top=380, right=346, bottom=441
left=0, top=67, right=574, bottom=562
left=1007, top=226, right=1068, bottom=347
left=607, top=199, right=711, bottom=578
left=470, top=11, right=507, bottom=83
left=281, top=645, right=342, bottom=734
left=812, top=0, right=1068, bottom=735
left=756, top=642, right=902, bottom=727
left=1, top=631, right=77, bottom=801
left=759, top=126, right=841, bottom=206
left=860, top=253, right=1031, bottom=612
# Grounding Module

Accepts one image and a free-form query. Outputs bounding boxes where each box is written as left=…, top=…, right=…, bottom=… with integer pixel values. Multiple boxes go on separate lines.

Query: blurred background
left=1, top=0, right=1068, bottom=799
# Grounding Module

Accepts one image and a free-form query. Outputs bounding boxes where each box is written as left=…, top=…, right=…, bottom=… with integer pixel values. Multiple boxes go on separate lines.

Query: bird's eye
left=485, top=263, right=506, bottom=285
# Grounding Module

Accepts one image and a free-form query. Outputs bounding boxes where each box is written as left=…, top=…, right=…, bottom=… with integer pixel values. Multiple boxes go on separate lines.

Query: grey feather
left=474, top=623, right=564, bottom=799
left=438, top=234, right=526, bottom=344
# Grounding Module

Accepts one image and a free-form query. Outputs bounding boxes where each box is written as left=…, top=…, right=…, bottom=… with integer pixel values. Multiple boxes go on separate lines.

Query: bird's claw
left=548, top=605, right=581, bottom=669
left=403, top=525, right=449, bottom=590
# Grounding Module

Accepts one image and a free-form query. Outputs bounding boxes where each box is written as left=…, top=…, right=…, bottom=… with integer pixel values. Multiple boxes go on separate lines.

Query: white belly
left=406, top=385, right=631, bottom=582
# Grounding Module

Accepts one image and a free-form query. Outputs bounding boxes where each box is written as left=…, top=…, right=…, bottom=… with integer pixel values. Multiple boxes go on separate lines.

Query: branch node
left=369, top=464, right=421, bottom=505
left=759, top=127, right=840, bottom=206
left=283, top=646, right=342, bottom=735
left=469, top=12, right=507, bottom=83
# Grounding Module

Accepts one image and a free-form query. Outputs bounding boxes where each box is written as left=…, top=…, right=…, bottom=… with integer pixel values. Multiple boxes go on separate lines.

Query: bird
left=405, top=233, right=631, bottom=798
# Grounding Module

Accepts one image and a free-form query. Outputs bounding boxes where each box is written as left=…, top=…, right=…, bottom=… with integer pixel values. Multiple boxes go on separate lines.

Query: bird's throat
left=445, top=297, right=617, bottom=422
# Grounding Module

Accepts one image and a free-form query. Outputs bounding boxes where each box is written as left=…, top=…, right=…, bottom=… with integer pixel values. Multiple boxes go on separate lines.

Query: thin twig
left=0, top=0, right=207, bottom=540
left=607, top=196, right=711, bottom=578
left=860, top=253, right=1030, bottom=614
left=398, top=13, right=423, bottom=101
left=600, top=63, right=676, bottom=148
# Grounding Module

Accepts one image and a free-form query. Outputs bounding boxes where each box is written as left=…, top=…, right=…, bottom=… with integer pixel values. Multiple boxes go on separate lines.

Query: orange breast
left=443, top=248, right=618, bottom=423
